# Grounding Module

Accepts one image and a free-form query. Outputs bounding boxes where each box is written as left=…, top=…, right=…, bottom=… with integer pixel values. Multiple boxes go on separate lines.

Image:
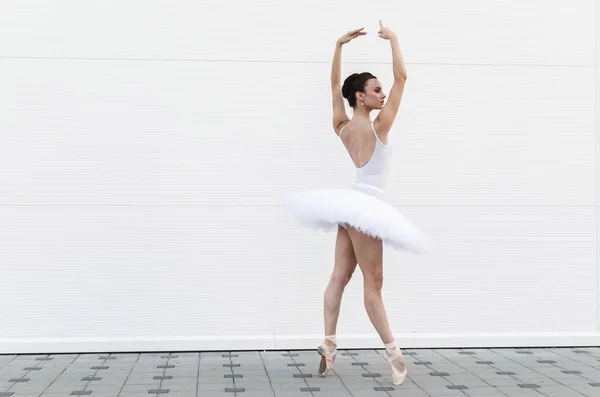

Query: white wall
left=0, top=0, right=598, bottom=354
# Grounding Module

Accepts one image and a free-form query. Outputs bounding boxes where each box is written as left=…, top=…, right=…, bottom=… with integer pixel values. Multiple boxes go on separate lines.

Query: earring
left=360, top=101, right=364, bottom=106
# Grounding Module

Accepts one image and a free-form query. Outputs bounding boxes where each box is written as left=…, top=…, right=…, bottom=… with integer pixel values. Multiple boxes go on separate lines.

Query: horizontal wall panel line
left=0, top=56, right=595, bottom=68
left=0, top=204, right=597, bottom=208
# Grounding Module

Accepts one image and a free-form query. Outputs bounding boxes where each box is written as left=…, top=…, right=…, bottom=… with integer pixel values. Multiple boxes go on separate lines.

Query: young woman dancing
left=285, top=21, right=431, bottom=385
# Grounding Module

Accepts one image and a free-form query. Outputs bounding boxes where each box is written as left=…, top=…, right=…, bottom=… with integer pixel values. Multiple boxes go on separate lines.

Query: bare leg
left=345, top=226, right=407, bottom=384
left=319, top=225, right=357, bottom=376
left=324, top=225, right=357, bottom=335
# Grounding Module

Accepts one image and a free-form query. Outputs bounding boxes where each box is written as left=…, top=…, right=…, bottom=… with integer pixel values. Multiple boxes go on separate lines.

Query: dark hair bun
left=342, top=73, right=359, bottom=100
left=341, top=72, right=376, bottom=108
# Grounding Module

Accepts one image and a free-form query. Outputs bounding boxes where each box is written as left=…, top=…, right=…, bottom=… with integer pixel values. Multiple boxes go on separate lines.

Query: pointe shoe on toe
left=390, top=355, right=407, bottom=385
left=317, top=340, right=336, bottom=377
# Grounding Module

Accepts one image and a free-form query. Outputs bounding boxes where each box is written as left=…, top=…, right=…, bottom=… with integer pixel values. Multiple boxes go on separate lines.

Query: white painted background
left=0, top=0, right=598, bottom=354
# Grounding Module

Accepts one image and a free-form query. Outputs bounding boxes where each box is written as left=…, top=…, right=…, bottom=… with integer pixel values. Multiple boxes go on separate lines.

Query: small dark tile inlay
left=538, top=360, right=556, bottom=364
left=282, top=353, right=299, bottom=357
left=294, top=374, right=313, bottom=378
left=287, top=363, right=304, bottom=367
left=153, top=376, right=173, bottom=380
left=222, top=354, right=238, bottom=358
left=497, top=371, right=516, bottom=375
left=574, top=350, right=590, bottom=354
left=225, top=388, right=245, bottom=393
left=430, top=372, right=449, bottom=376
left=589, top=382, right=600, bottom=387
left=362, top=373, right=381, bottom=378
left=458, top=351, right=475, bottom=355
left=90, top=366, right=109, bottom=370
left=351, top=362, right=369, bottom=366
left=448, top=385, right=468, bottom=390
left=82, top=377, right=102, bottom=381
left=300, top=387, right=320, bottom=392
left=414, top=361, right=432, bottom=365
left=223, top=363, right=240, bottom=367
left=161, top=355, right=178, bottom=359
left=70, top=392, right=92, bottom=396
left=0, top=393, right=14, bottom=397
left=99, top=356, right=116, bottom=360
left=148, top=390, right=170, bottom=394
left=224, top=374, right=243, bottom=379
left=342, top=352, right=358, bottom=356
left=374, top=387, right=395, bottom=391
left=476, top=361, right=494, bottom=364
left=157, top=365, right=175, bottom=369
left=23, top=367, right=41, bottom=371
left=516, top=351, right=533, bottom=354
left=9, top=379, right=29, bottom=383
left=35, top=357, right=53, bottom=361
left=518, top=384, right=540, bottom=388
left=562, top=370, right=582, bottom=374
left=403, top=352, right=417, bottom=356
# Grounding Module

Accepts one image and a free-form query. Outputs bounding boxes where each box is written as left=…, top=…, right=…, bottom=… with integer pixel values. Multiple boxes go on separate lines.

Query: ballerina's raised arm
left=330, top=27, right=366, bottom=135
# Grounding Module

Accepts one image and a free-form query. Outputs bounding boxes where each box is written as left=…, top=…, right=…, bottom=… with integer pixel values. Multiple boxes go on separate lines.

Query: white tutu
left=284, top=187, right=432, bottom=254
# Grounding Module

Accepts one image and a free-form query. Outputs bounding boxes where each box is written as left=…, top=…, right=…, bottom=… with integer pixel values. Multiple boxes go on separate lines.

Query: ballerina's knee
left=330, top=272, right=354, bottom=288
left=363, top=270, right=384, bottom=292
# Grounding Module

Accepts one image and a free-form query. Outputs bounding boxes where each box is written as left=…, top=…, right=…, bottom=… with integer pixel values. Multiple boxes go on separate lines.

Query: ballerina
left=285, top=21, right=431, bottom=385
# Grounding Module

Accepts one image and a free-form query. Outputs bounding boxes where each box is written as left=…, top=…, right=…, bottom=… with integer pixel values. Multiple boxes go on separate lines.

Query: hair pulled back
left=341, top=72, right=376, bottom=108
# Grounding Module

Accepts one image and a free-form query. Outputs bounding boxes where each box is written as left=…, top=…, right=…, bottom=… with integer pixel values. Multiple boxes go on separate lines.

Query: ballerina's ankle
left=384, top=341, right=402, bottom=362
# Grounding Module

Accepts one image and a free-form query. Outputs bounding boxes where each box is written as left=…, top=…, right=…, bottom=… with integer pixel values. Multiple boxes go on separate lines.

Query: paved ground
left=1, top=347, right=600, bottom=397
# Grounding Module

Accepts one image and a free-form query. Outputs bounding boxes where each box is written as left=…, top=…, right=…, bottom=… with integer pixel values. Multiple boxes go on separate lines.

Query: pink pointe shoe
left=390, top=355, right=408, bottom=385
left=317, top=340, right=337, bottom=377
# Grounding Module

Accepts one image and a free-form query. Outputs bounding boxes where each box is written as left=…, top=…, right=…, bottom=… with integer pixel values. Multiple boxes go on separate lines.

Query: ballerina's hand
left=337, top=27, right=367, bottom=45
left=377, top=20, right=397, bottom=40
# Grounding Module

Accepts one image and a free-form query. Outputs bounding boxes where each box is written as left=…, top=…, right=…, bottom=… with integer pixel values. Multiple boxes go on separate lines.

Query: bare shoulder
left=336, top=119, right=351, bottom=136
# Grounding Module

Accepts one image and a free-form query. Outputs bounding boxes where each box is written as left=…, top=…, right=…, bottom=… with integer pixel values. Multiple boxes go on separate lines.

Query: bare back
left=338, top=120, right=388, bottom=168
left=337, top=119, right=393, bottom=192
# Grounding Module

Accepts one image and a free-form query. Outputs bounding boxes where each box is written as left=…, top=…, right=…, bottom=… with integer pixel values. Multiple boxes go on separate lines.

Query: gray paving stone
left=3, top=348, right=599, bottom=396
left=541, top=385, right=592, bottom=397
left=462, top=387, right=509, bottom=396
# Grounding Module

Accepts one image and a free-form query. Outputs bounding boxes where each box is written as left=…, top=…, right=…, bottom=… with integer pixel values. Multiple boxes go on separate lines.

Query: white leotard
left=339, top=121, right=392, bottom=196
